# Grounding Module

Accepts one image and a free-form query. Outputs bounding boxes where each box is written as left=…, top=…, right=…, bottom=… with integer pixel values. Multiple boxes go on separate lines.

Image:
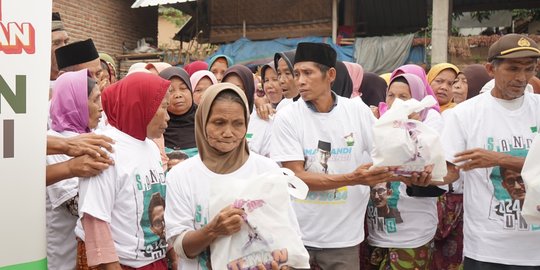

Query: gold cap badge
left=518, top=37, right=531, bottom=47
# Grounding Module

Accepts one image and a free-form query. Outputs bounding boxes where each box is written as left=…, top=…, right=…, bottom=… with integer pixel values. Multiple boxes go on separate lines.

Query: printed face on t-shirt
left=150, top=205, right=165, bottom=239
left=501, top=168, right=526, bottom=203
left=317, top=149, right=331, bottom=165
left=371, top=182, right=391, bottom=208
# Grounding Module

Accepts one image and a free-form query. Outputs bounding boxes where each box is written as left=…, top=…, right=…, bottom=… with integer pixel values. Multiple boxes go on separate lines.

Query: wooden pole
left=243, top=20, right=246, bottom=38
left=332, top=0, right=338, bottom=44
left=431, top=0, right=450, bottom=65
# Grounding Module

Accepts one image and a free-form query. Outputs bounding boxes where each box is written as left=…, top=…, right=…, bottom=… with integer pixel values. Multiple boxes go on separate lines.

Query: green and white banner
left=0, top=0, right=51, bottom=268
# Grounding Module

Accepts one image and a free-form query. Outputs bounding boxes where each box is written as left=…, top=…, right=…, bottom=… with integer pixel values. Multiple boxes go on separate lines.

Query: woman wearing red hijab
left=77, top=73, right=175, bottom=270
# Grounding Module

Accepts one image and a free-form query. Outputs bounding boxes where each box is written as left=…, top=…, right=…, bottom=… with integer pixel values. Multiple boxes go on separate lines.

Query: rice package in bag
left=522, top=134, right=540, bottom=225
left=209, top=169, right=310, bottom=270
left=371, top=96, right=446, bottom=181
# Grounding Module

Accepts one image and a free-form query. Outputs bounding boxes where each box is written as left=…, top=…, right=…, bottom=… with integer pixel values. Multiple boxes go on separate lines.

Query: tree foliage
left=453, top=9, right=540, bottom=23
left=158, top=6, right=190, bottom=27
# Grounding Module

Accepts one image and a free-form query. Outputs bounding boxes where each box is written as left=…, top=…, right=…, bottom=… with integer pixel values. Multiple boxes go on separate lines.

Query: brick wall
left=53, top=0, right=158, bottom=57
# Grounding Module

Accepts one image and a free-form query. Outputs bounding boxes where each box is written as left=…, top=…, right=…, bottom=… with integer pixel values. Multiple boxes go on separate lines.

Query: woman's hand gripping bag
left=371, top=96, right=447, bottom=181
left=209, top=168, right=310, bottom=270
left=522, top=134, right=540, bottom=225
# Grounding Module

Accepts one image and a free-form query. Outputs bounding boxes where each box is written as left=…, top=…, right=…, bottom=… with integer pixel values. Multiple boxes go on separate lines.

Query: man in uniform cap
left=441, top=34, right=540, bottom=269
left=271, top=42, right=401, bottom=269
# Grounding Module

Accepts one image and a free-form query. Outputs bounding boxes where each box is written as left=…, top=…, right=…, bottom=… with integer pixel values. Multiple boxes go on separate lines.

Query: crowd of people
left=44, top=12, right=540, bottom=270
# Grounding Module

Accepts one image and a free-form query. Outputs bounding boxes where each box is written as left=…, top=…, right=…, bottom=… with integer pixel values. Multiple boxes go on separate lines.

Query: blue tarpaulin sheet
left=207, top=37, right=354, bottom=66
left=206, top=36, right=425, bottom=70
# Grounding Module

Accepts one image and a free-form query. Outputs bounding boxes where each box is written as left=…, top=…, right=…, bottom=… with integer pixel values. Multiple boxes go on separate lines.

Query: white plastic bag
left=371, top=96, right=447, bottom=181
left=209, top=168, right=310, bottom=270
left=522, top=134, right=540, bottom=225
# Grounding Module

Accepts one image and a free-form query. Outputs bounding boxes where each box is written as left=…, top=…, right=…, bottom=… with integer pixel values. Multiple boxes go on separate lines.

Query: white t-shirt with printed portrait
left=165, top=153, right=300, bottom=270
left=77, top=125, right=168, bottom=268
left=271, top=95, right=375, bottom=248
left=367, top=108, right=443, bottom=248
left=442, top=90, right=540, bottom=266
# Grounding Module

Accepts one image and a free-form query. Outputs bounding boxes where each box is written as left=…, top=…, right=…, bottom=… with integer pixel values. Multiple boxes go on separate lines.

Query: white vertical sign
left=0, top=0, right=51, bottom=269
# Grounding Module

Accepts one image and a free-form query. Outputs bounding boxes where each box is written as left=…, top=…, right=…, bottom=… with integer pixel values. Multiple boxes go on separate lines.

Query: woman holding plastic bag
left=366, top=73, right=446, bottom=270
left=165, top=83, right=309, bottom=270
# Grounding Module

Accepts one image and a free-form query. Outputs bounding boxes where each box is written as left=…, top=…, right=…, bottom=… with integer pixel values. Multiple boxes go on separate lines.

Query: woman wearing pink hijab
left=189, top=70, right=218, bottom=105
left=47, top=69, right=104, bottom=270
left=378, top=73, right=443, bottom=129
left=367, top=73, right=444, bottom=270
left=343, top=62, right=364, bottom=98
left=390, top=64, right=440, bottom=112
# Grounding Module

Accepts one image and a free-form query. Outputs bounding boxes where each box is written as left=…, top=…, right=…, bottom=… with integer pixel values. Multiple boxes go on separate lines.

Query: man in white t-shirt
left=441, top=34, right=540, bottom=269
left=271, top=42, right=410, bottom=269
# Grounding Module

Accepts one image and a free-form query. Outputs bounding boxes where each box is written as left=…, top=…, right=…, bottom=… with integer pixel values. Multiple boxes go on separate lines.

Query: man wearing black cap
left=51, top=12, right=69, bottom=82
left=271, top=42, right=399, bottom=269
left=441, top=34, right=540, bottom=269
left=55, top=38, right=103, bottom=82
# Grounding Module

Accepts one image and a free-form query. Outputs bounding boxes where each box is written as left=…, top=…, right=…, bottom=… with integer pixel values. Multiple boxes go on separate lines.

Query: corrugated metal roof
left=453, top=0, right=540, bottom=12
left=131, top=0, right=194, bottom=8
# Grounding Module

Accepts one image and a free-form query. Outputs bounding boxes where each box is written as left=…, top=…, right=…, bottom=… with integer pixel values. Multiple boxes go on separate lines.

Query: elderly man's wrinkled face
left=487, top=58, right=538, bottom=100
left=51, top=30, right=69, bottom=80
